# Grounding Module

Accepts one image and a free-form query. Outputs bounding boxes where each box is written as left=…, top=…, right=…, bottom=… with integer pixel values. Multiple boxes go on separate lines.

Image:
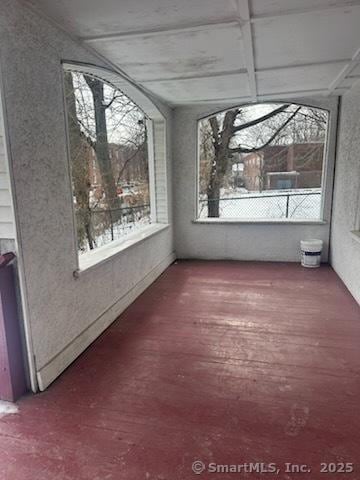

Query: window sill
left=74, top=223, right=170, bottom=276
left=350, top=230, right=360, bottom=244
left=193, top=218, right=327, bottom=225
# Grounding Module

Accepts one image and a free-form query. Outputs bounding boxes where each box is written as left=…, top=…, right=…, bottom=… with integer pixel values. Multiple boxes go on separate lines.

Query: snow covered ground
left=79, top=211, right=151, bottom=255
left=199, top=188, right=322, bottom=220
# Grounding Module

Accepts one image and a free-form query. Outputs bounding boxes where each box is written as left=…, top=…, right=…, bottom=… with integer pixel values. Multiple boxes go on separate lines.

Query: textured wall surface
left=172, top=98, right=338, bottom=262
left=0, top=1, right=174, bottom=389
left=331, top=85, right=360, bottom=304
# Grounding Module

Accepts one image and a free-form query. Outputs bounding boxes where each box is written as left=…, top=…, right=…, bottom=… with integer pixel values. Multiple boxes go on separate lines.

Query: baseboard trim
left=36, top=252, right=176, bottom=391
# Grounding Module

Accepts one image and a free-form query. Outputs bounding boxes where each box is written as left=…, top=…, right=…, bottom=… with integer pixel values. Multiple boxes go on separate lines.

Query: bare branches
left=232, top=104, right=290, bottom=133
left=116, top=141, right=146, bottom=185
left=230, top=106, right=302, bottom=154
left=76, top=117, right=96, bottom=149
left=103, top=93, right=122, bottom=109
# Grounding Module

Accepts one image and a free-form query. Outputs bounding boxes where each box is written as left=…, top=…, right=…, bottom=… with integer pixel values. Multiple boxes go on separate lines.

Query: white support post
left=146, top=119, right=157, bottom=224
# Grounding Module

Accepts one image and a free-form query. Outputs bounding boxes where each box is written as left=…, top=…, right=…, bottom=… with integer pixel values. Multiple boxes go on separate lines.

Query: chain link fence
left=199, top=191, right=321, bottom=220
left=76, top=203, right=151, bottom=252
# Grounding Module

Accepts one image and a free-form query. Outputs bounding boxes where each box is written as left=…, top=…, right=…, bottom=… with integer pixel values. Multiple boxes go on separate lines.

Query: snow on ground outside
left=79, top=214, right=151, bottom=255
left=198, top=188, right=322, bottom=220
left=79, top=188, right=322, bottom=255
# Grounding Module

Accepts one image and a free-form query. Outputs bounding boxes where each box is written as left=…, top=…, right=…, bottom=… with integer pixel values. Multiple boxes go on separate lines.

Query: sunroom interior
left=0, top=1, right=359, bottom=478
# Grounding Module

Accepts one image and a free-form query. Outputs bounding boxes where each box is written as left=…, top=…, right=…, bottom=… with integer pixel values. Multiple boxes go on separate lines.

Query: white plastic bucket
left=300, top=239, right=323, bottom=268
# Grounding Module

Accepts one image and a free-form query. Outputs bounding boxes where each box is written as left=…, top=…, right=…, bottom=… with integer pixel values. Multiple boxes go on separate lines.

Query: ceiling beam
left=257, top=59, right=349, bottom=73
left=259, top=87, right=350, bottom=100
left=135, top=60, right=348, bottom=84
left=251, top=1, right=360, bottom=23
left=137, top=69, right=247, bottom=84
left=328, top=47, right=360, bottom=93
left=173, top=86, right=351, bottom=106
left=236, top=0, right=257, bottom=101
left=82, top=19, right=241, bottom=43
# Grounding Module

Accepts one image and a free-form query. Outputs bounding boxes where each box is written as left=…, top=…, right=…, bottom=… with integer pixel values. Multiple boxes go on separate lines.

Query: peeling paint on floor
left=0, top=400, right=18, bottom=417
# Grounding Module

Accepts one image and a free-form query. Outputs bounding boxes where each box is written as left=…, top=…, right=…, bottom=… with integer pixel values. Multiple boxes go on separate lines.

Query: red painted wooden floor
left=0, top=261, right=359, bottom=480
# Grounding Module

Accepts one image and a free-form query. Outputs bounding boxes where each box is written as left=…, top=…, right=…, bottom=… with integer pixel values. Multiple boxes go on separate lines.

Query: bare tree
left=205, top=104, right=301, bottom=217
left=65, top=70, right=150, bottom=252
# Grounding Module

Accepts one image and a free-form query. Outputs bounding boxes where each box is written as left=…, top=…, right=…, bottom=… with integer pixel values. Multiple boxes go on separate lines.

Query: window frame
left=61, top=62, right=169, bottom=274
left=350, top=188, right=360, bottom=244
left=195, top=100, right=336, bottom=225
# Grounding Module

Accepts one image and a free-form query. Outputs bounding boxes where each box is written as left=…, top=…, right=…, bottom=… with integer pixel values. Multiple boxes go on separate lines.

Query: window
left=197, top=103, right=329, bottom=221
left=64, top=69, right=154, bottom=255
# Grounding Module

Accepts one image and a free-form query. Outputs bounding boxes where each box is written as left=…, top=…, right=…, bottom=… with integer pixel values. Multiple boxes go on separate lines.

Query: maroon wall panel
left=0, top=263, right=27, bottom=401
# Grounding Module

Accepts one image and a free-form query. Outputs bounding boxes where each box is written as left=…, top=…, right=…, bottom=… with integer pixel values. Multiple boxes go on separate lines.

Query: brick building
left=242, top=142, right=324, bottom=191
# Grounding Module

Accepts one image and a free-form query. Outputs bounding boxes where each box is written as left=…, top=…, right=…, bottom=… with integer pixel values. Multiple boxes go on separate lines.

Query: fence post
left=285, top=194, right=290, bottom=218
left=109, top=210, right=114, bottom=241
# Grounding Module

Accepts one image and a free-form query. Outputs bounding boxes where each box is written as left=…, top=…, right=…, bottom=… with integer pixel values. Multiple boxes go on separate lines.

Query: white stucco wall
left=331, top=85, right=360, bottom=305
left=172, top=98, right=338, bottom=262
left=0, top=1, right=174, bottom=390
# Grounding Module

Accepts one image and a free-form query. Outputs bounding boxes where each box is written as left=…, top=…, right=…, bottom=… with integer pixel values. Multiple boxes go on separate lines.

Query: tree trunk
left=64, top=72, right=94, bottom=250
left=84, top=219, right=94, bottom=250
left=85, top=76, right=122, bottom=219
left=206, top=111, right=238, bottom=218
left=207, top=182, right=220, bottom=217
left=206, top=143, right=221, bottom=217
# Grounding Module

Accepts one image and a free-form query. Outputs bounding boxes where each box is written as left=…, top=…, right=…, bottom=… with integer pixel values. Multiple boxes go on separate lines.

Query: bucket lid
left=300, top=239, right=323, bottom=251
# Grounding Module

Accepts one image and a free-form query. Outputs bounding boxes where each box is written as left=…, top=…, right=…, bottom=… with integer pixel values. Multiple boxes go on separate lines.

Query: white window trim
left=193, top=218, right=327, bottom=225
left=350, top=163, right=360, bottom=243
left=351, top=230, right=360, bottom=244
left=195, top=99, right=338, bottom=224
left=61, top=62, right=169, bottom=275
left=146, top=119, right=157, bottom=223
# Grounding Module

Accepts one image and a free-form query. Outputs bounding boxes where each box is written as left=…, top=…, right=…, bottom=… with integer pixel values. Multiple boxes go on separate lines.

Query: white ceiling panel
left=90, top=25, right=245, bottom=82
left=25, top=0, right=237, bottom=37
left=257, top=62, right=346, bottom=95
left=142, top=73, right=251, bottom=103
left=250, top=0, right=360, bottom=17
left=22, top=0, right=360, bottom=103
left=253, top=6, right=360, bottom=69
